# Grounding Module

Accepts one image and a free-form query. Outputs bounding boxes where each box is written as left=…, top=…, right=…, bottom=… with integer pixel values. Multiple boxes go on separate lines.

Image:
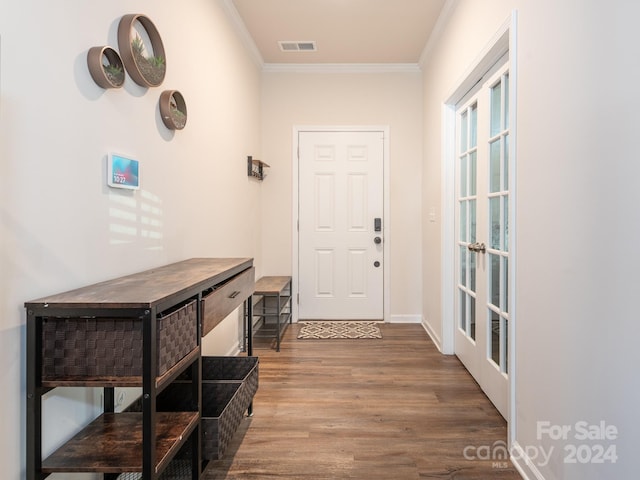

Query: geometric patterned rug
left=297, top=321, right=383, bottom=339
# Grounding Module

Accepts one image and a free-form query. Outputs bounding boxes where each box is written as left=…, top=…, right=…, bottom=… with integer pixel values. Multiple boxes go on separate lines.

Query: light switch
left=429, top=207, right=436, bottom=223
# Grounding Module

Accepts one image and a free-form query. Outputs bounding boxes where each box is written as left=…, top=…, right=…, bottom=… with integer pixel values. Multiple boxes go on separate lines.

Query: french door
left=454, top=61, right=510, bottom=419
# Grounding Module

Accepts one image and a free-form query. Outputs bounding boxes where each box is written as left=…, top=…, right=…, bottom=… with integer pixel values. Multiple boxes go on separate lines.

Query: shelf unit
left=26, top=258, right=255, bottom=480
left=252, top=276, right=292, bottom=351
left=247, top=155, right=269, bottom=180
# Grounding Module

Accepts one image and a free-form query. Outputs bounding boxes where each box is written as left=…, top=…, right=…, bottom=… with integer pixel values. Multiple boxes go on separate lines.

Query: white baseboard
left=510, top=441, right=546, bottom=480
left=388, top=314, right=422, bottom=324
left=421, top=319, right=444, bottom=353
left=227, top=344, right=242, bottom=357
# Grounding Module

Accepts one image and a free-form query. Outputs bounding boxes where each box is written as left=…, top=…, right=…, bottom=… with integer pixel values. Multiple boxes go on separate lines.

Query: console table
left=25, top=258, right=255, bottom=480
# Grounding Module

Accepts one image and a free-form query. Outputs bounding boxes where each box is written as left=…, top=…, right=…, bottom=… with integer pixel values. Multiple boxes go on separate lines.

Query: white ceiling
left=227, top=0, right=448, bottom=65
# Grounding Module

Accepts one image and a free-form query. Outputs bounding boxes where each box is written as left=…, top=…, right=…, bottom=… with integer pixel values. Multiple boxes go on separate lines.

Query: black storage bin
left=156, top=355, right=258, bottom=460
left=41, top=299, right=198, bottom=380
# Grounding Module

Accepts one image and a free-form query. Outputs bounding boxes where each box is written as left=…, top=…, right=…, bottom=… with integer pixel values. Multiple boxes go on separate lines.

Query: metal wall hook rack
left=247, top=156, right=270, bottom=180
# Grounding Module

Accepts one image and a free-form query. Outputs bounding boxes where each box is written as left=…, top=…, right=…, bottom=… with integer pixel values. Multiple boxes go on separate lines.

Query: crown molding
left=419, top=0, right=459, bottom=67
left=218, top=0, right=264, bottom=68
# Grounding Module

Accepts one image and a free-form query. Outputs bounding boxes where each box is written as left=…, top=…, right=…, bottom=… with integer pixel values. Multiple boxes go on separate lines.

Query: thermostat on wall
left=107, top=153, right=140, bottom=190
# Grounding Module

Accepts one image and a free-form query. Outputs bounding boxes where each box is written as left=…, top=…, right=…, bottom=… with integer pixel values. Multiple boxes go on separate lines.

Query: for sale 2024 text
left=537, top=421, right=618, bottom=464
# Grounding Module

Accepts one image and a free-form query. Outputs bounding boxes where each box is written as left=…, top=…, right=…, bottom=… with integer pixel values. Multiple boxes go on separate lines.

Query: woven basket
left=41, top=299, right=197, bottom=379
left=155, top=356, right=258, bottom=460
left=201, top=356, right=259, bottom=460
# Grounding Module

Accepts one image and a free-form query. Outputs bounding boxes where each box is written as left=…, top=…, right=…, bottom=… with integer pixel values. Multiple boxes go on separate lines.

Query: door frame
left=441, top=13, right=518, bottom=442
left=292, top=125, right=391, bottom=323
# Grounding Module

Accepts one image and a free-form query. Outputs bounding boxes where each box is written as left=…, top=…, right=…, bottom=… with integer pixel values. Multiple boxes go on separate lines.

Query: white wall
left=0, top=1, right=262, bottom=478
left=261, top=70, right=424, bottom=320
left=422, top=1, right=640, bottom=479
left=8, top=0, right=640, bottom=478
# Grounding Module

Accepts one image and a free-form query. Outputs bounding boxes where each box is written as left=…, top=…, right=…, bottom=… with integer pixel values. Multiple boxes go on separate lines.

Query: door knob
left=467, top=242, right=486, bottom=253
left=374, top=236, right=382, bottom=244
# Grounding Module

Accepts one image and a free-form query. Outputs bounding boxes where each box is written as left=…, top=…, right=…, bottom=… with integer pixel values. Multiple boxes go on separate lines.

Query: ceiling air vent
left=278, top=41, right=317, bottom=52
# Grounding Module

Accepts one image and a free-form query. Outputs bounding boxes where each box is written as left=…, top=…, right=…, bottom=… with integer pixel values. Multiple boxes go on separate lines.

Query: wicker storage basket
left=41, top=299, right=197, bottom=379
left=201, top=356, right=259, bottom=460
left=156, top=356, right=258, bottom=460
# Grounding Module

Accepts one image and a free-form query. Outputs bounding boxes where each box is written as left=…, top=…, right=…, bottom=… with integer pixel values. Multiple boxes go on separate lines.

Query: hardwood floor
left=203, top=323, right=522, bottom=479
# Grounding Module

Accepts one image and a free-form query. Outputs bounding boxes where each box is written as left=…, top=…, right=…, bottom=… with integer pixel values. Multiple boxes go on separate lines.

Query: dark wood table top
left=25, top=257, right=253, bottom=310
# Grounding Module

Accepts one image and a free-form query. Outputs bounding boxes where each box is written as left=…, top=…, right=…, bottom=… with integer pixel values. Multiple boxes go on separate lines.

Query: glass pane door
left=487, top=73, right=510, bottom=374
left=458, top=104, right=478, bottom=342
left=454, top=60, right=511, bottom=420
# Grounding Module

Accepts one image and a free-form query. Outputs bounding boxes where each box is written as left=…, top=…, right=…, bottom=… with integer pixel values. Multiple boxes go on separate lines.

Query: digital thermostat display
left=107, top=153, right=140, bottom=190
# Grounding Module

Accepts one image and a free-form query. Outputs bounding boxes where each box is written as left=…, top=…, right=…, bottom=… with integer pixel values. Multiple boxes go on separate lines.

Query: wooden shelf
left=42, top=412, right=198, bottom=474
left=247, top=156, right=269, bottom=180
left=254, top=276, right=291, bottom=296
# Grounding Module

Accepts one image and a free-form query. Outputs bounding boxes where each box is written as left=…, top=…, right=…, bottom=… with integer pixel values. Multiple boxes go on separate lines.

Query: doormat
left=297, top=321, right=382, bottom=339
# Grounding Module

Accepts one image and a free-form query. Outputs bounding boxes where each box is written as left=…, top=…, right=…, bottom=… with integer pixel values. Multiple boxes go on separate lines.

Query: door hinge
left=297, top=293, right=299, bottom=305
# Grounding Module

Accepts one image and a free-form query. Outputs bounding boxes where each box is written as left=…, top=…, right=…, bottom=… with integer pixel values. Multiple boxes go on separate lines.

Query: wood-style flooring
left=203, top=323, right=522, bottom=479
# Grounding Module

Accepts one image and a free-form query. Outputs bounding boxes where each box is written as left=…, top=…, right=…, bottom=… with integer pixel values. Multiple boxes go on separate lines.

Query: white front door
left=298, top=130, right=384, bottom=320
left=454, top=62, right=511, bottom=419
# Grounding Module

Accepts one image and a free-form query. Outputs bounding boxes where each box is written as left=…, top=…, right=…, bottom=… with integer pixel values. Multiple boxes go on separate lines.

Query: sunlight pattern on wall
left=108, top=190, right=164, bottom=250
